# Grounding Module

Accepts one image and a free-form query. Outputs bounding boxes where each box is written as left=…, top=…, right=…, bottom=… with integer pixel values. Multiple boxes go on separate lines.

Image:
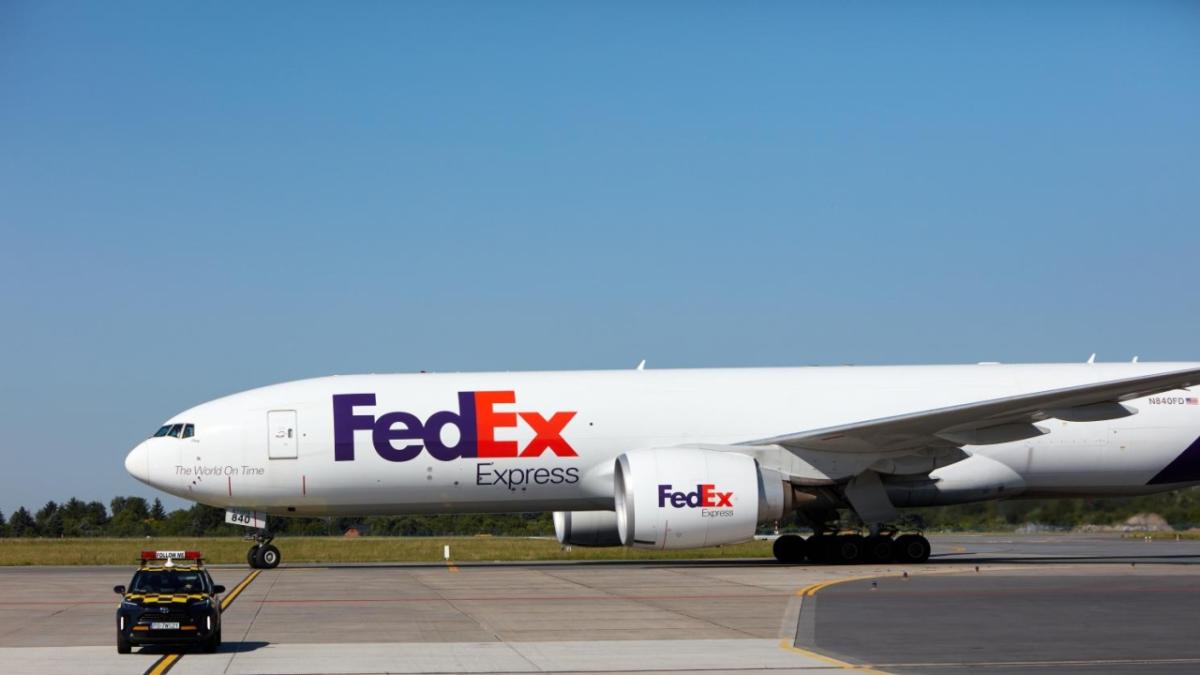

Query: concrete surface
left=0, top=533, right=1197, bottom=673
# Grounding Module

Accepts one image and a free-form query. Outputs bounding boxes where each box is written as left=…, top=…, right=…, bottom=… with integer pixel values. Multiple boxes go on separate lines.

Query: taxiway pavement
left=0, top=533, right=1197, bottom=674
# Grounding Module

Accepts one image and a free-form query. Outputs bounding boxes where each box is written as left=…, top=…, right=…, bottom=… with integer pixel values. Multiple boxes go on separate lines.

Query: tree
left=108, top=495, right=152, bottom=537
left=150, top=498, right=166, bottom=521
left=110, top=496, right=149, bottom=521
left=9, top=507, right=36, bottom=537
left=59, top=498, right=107, bottom=537
left=36, top=501, right=63, bottom=537
left=186, top=503, right=238, bottom=536
left=0, top=510, right=8, bottom=537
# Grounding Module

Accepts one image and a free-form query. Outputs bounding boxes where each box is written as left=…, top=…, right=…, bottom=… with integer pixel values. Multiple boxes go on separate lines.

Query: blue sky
left=1, top=2, right=1198, bottom=514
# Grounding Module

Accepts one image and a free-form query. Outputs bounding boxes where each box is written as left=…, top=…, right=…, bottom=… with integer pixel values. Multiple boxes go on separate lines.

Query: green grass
left=0, top=536, right=775, bottom=566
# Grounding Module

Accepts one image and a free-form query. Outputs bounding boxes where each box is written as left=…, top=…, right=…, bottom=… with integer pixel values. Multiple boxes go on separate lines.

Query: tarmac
left=1, top=533, right=1198, bottom=674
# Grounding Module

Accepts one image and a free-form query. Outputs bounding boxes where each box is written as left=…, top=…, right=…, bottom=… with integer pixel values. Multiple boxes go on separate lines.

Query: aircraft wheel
left=809, top=535, right=838, bottom=564
left=772, top=534, right=807, bottom=563
left=246, top=544, right=261, bottom=568
left=835, top=535, right=865, bottom=564
left=864, top=535, right=894, bottom=563
left=894, top=534, right=931, bottom=563
left=255, top=543, right=281, bottom=569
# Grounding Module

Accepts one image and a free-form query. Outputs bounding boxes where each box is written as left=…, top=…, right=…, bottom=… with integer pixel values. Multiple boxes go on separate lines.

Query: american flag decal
left=1188, top=398, right=1199, bottom=405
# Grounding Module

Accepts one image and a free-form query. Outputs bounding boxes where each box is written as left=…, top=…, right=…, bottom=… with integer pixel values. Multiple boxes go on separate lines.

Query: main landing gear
left=772, top=532, right=931, bottom=565
left=246, top=531, right=281, bottom=569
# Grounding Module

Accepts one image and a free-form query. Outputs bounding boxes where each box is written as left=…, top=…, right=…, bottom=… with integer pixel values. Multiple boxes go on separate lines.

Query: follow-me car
left=125, top=362, right=1200, bottom=567
left=114, top=551, right=224, bottom=653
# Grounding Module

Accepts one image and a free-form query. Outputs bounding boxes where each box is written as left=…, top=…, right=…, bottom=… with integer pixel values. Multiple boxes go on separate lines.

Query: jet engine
left=614, top=447, right=789, bottom=549
left=553, top=510, right=622, bottom=547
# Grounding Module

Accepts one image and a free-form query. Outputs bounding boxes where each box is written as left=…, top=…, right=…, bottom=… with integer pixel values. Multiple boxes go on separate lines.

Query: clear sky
left=1, top=2, right=1198, bottom=515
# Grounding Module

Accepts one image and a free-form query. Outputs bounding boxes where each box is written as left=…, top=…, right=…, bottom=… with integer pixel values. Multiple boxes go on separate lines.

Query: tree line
left=906, top=485, right=1200, bottom=531
left=0, top=496, right=556, bottom=538
left=1, top=486, right=1197, bottom=538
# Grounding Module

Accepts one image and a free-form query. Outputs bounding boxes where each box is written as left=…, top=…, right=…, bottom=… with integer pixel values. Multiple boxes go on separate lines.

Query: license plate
left=149, top=622, right=180, bottom=630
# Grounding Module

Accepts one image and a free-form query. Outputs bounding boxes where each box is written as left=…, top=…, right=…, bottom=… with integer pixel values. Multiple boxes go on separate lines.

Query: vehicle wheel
left=255, top=543, right=281, bottom=569
left=894, top=534, right=931, bottom=563
left=864, top=535, right=894, bottom=563
left=835, top=535, right=865, bottom=564
left=246, top=544, right=261, bottom=568
left=203, top=632, right=219, bottom=653
left=772, top=535, right=806, bottom=563
left=116, top=631, right=131, bottom=654
left=215, top=627, right=222, bottom=647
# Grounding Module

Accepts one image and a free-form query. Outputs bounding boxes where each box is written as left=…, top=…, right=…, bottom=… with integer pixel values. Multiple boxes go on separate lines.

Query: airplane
left=124, top=361, right=1200, bottom=568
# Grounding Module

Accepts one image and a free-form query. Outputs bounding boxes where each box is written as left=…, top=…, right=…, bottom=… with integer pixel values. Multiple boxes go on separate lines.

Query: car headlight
left=121, top=600, right=140, bottom=610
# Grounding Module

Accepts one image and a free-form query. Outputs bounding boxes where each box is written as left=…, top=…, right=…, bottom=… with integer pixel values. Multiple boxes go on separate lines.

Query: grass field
left=0, top=536, right=775, bottom=566
left=5, top=531, right=1195, bottom=565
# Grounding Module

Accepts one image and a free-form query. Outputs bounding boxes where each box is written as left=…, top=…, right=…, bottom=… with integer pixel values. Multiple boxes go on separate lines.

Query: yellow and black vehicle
left=113, top=550, right=225, bottom=654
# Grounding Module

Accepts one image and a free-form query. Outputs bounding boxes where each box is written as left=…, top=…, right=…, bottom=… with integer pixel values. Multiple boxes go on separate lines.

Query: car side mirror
left=212, top=585, right=226, bottom=594
left=113, top=585, right=126, bottom=595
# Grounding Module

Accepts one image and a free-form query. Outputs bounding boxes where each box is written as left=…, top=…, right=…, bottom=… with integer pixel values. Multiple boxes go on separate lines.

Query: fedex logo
left=333, top=391, right=577, bottom=462
left=657, top=484, right=734, bottom=508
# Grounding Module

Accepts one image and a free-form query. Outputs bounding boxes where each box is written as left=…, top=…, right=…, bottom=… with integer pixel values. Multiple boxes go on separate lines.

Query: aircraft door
left=267, top=410, right=298, bottom=459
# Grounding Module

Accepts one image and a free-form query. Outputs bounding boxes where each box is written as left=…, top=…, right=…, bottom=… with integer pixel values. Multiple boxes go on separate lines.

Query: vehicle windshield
left=129, top=570, right=207, bottom=594
left=152, top=426, right=171, bottom=437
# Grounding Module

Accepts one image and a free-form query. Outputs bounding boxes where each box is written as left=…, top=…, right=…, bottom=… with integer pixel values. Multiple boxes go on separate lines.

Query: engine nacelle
left=614, top=447, right=787, bottom=550
left=553, top=510, right=622, bottom=547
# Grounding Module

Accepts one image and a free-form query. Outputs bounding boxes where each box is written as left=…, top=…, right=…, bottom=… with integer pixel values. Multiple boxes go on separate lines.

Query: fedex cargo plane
left=125, top=362, right=1200, bottom=568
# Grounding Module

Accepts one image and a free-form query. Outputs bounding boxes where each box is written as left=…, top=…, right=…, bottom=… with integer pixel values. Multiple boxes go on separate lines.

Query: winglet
left=1132, top=356, right=1139, bottom=363
left=1087, top=353, right=1096, bottom=364
left=635, top=359, right=646, bottom=371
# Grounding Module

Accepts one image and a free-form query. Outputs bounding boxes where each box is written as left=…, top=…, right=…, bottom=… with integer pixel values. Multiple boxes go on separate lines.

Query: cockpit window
left=152, top=423, right=196, bottom=439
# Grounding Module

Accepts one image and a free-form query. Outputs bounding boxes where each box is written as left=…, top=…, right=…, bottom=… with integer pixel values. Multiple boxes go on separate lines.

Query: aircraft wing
left=743, top=366, right=1200, bottom=455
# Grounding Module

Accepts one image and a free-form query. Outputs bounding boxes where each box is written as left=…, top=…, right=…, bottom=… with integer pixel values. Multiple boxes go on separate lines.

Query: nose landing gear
left=246, top=532, right=281, bottom=569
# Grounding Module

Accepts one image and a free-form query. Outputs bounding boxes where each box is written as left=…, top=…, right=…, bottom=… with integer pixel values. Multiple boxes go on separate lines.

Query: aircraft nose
left=125, top=441, right=150, bottom=484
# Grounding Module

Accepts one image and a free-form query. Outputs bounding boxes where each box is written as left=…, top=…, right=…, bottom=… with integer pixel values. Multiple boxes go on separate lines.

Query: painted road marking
left=798, top=573, right=903, bottom=597
left=143, top=569, right=261, bottom=675
left=144, top=652, right=180, bottom=675
left=219, top=568, right=261, bottom=611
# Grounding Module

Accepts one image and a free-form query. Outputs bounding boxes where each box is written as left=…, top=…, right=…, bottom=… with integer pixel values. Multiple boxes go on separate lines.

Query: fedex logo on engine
left=657, top=484, right=734, bottom=508
left=333, top=391, right=577, bottom=462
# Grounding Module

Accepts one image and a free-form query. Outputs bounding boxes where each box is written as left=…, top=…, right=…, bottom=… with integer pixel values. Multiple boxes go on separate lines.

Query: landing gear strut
left=246, top=531, right=281, bottom=569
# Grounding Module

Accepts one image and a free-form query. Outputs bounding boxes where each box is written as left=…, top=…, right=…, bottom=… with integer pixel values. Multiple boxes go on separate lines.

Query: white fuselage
left=125, top=363, right=1200, bottom=516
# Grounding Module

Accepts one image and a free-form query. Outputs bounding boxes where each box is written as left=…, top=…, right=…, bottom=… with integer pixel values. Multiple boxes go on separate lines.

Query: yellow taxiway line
left=144, top=568, right=261, bottom=675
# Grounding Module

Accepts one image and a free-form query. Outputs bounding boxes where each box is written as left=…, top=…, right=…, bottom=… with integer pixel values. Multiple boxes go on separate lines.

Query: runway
left=1, top=533, right=1198, bottom=674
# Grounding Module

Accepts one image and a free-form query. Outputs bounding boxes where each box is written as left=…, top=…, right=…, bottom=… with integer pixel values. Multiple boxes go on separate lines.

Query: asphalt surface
left=0, top=533, right=1198, bottom=674
left=801, top=573, right=1200, bottom=674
